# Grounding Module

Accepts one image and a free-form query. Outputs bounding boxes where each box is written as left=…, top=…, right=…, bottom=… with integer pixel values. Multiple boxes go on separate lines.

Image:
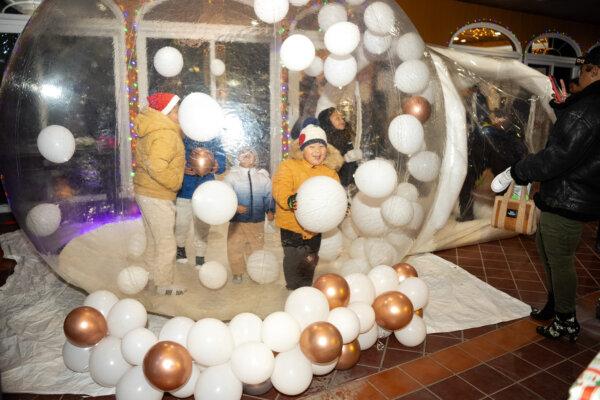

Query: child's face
left=303, top=143, right=327, bottom=166
left=330, top=111, right=346, bottom=130
left=238, top=150, right=256, bottom=168
left=167, top=105, right=180, bottom=124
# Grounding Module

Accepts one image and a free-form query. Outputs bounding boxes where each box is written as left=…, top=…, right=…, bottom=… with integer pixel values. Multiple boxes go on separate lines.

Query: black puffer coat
left=512, top=80, right=600, bottom=221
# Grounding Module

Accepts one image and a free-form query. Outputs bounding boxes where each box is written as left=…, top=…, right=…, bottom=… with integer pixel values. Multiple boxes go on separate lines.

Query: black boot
left=195, top=256, right=205, bottom=266
left=176, top=246, right=187, bottom=263
left=530, top=292, right=555, bottom=321
left=536, top=312, right=580, bottom=342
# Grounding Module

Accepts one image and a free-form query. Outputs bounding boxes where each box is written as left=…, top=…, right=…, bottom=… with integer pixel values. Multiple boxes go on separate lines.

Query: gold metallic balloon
left=189, top=148, right=215, bottom=176
left=143, top=341, right=193, bottom=392
left=372, top=291, right=414, bottom=331
left=313, top=273, right=350, bottom=310
left=335, top=339, right=360, bottom=370
left=63, top=306, right=108, bottom=347
left=392, top=262, right=418, bottom=283
left=299, top=322, right=343, bottom=364
left=402, top=96, right=431, bottom=123
left=415, top=308, right=423, bottom=317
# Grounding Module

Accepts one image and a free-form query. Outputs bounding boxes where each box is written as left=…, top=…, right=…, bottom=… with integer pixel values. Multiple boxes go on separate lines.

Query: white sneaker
left=491, top=167, right=513, bottom=193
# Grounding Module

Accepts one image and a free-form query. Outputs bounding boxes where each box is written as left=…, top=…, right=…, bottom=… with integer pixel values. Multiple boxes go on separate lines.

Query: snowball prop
left=381, top=195, right=413, bottom=226
left=340, top=258, right=370, bottom=276
left=394, top=314, right=426, bottom=347
left=394, top=59, right=430, bottom=94
left=388, top=114, right=424, bottom=155
left=295, top=176, right=347, bottom=233
left=324, top=55, right=357, bottom=88
left=191, top=180, right=238, bottom=225
left=318, top=228, right=344, bottom=261
left=280, top=34, right=315, bottom=72
left=121, top=328, right=158, bottom=366
left=229, top=312, right=263, bottom=347
left=345, top=273, right=376, bottom=304
left=363, top=30, right=392, bottom=55
left=153, top=46, right=183, bottom=78
left=230, top=342, right=275, bottom=384
left=396, top=32, right=425, bottom=62
left=62, top=341, right=91, bottom=373
left=37, top=125, right=75, bottom=163
left=84, top=290, right=118, bottom=318
left=198, top=261, right=228, bottom=289
left=368, top=265, right=399, bottom=295
left=365, top=238, right=397, bottom=267
left=354, top=159, right=397, bottom=199
left=261, top=311, right=301, bottom=353
left=408, top=202, right=424, bottom=230
left=106, top=299, right=147, bottom=339
left=349, top=237, right=367, bottom=260
left=350, top=193, right=390, bottom=237
left=397, top=277, right=429, bottom=309
left=364, top=2, right=395, bottom=35
left=396, top=182, right=419, bottom=201
left=194, top=363, right=242, bottom=400
left=341, top=217, right=359, bottom=240
left=408, top=151, right=441, bottom=182
left=89, top=336, right=131, bottom=387
left=285, top=287, right=330, bottom=329
left=25, top=203, right=61, bottom=237
left=253, top=0, right=289, bottom=24
left=117, top=266, right=149, bottom=295
left=327, top=307, right=361, bottom=344
left=318, top=3, right=347, bottom=31
left=116, top=366, right=163, bottom=400
left=127, top=233, right=146, bottom=258
left=347, top=302, right=376, bottom=333
left=158, top=316, right=194, bottom=348
left=324, top=22, right=360, bottom=56
left=271, top=347, right=313, bottom=396
left=210, top=59, right=225, bottom=76
left=386, top=230, right=414, bottom=256
left=178, top=92, right=225, bottom=142
left=289, top=0, right=309, bottom=6
left=246, top=250, right=279, bottom=284
left=187, top=318, right=233, bottom=366
left=304, top=56, right=324, bottom=77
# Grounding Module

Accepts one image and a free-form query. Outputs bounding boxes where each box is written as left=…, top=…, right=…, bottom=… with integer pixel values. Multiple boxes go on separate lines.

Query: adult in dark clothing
left=491, top=47, right=600, bottom=341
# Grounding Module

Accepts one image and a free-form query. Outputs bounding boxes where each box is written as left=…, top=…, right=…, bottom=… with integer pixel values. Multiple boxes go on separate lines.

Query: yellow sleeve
left=145, top=130, right=183, bottom=192
left=327, top=166, right=341, bottom=183
left=272, top=161, right=296, bottom=211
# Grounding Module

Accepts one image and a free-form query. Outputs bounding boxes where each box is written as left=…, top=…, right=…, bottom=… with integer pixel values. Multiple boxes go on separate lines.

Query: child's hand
left=237, top=205, right=248, bottom=214
left=287, top=194, right=297, bottom=210
left=267, top=211, right=274, bottom=221
left=184, top=166, right=196, bottom=175
left=549, top=76, right=568, bottom=104
left=212, top=160, right=219, bottom=174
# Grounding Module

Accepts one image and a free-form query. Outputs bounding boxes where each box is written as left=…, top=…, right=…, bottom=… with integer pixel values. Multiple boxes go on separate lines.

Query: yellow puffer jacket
left=133, top=108, right=185, bottom=201
left=273, top=155, right=340, bottom=239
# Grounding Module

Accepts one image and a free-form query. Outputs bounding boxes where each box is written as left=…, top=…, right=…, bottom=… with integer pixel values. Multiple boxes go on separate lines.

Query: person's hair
left=317, top=107, right=353, bottom=143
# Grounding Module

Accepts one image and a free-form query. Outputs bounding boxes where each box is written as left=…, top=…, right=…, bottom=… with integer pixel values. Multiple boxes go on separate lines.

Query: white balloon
left=341, top=217, right=359, bottom=240
left=408, top=151, right=440, bottom=182
left=271, top=347, right=313, bottom=396
left=117, top=266, right=149, bottom=295
left=395, top=32, right=425, bottom=62
left=159, top=316, right=195, bottom=348
left=290, top=0, right=309, bottom=6
left=198, top=261, right=228, bottom=290
left=347, top=302, right=375, bottom=334
left=319, top=228, right=344, bottom=262
left=246, top=250, right=279, bottom=284
left=394, top=314, right=426, bottom=347
left=107, top=299, right=147, bottom=339
left=381, top=196, right=413, bottom=227
left=363, top=30, right=392, bottom=55
left=324, top=22, right=360, bottom=56
left=153, top=46, right=183, bottom=78
left=127, top=232, right=146, bottom=258
left=295, top=176, right=347, bottom=233
left=312, top=358, right=338, bottom=375
left=396, top=182, right=419, bottom=202
left=187, top=318, right=233, bottom=366
left=327, top=307, right=360, bottom=344
left=317, top=3, right=347, bottom=31
left=253, top=0, right=289, bottom=23
left=261, top=311, right=301, bottom=353
left=84, top=290, right=119, bottom=318
left=62, top=341, right=91, bottom=373
left=397, top=277, right=429, bottom=310
left=385, top=230, right=414, bottom=258
left=26, top=203, right=61, bottom=237
left=116, top=365, right=163, bottom=400
left=192, top=180, right=238, bottom=225
left=354, top=159, right=397, bottom=199
left=340, top=258, right=370, bottom=276
left=345, top=273, right=376, bottom=305
left=230, top=341, right=275, bottom=384
left=210, top=59, right=226, bottom=76
left=89, top=336, right=131, bottom=387
left=304, top=56, right=323, bottom=77
left=171, top=363, right=201, bottom=398
left=364, top=2, right=395, bottom=35
left=324, top=54, right=357, bottom=88
left=368, top=265, right=399, bottom=296
left=394, top=59, right=430, bottom=94
left=388, top=114, right=424, bottom=155
left=350, top=192, right=389, bottom=237
left=365, top=238, right=397, bottom=268
left=408, top=202, right=424, bottom=230
left=179, top=92, right=225, bottom=142
left=229, top=313, right=263, bottom=347
left=357, top=323, right=378, bottom=350
left=37, top=125, right=75, bottom=163
left=121, top=328, right=158, bottom=366
left=377, top=325, right=392, bottom=338
left=280, top=34, right=315, bottom=72
left=195, top=363, right=242, bottom=400
left=284, top=287, right=329, bottom=329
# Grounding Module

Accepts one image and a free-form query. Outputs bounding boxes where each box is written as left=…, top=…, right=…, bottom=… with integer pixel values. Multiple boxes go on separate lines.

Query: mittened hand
left=491, top=167, right=513, bottom=193
left=287, top=194, right=298, bottom=210
left=344, top=149, right=363, bottom=163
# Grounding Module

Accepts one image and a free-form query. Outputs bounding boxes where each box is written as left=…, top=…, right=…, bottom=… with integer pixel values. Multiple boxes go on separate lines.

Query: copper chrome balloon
left=189, top=147, right=215, bottom=176
left=63, top=306, right=108, bottom=347
left=313, top=273, right=350, bottom=309
left=372, top=291, right=414, bottom=331
left=299, top=321, right=343, bottom=364
left=143, top=341, right=193, bottom=392
left=402, top=96, right=431, bottom=123
left=415, top=308, right=423, bottom=317
left=335, top=339, right=360, bottom=370
left=392, top=262, right=418, bottom=283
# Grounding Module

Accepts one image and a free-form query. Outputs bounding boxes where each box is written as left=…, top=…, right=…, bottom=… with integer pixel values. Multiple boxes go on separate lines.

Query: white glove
left=344, top=149, right=363, bottom=163
left=491, top=167, right=513, bottom=193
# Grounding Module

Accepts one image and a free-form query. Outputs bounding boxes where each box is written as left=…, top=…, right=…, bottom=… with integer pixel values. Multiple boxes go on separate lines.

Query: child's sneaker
left=155, top=285, right=187, bottom=296
left=196, top=256, right=205, bottom=266
left=176, top=247, right=187, bottom=263
left=232, top=274, right=243, bottom=284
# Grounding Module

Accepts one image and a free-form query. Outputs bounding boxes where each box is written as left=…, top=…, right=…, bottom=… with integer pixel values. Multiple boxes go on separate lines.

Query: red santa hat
left=147, top=92, right=180, bottom=115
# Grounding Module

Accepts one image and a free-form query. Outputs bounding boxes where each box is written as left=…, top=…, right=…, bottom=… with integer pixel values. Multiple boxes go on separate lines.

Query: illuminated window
left=450, top=23, right=521, bottom=59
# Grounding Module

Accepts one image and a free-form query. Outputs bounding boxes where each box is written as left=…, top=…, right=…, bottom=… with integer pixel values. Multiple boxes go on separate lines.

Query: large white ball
left=198, top=261, right=228, bottom=290
left=396, top=32, right=425, bottom=62
left=408, top=202, right=424, bottom=230
left=350, top=192, right=389, bottom=237
left=340, top=258, right=370, bottom=276
left=368, top=265, right=399, bottom=296
left=327, top=307, right=360, bottom=344
left=388, top=114, right=424, bottom=155
left=394, top=314, right=426, bottom=347
left=318, top=3, right=347, bottom=31
left=345, top=273, right=376, bottom=304
left=89, top=336, right=131, bottom=387
left=179, top=92, right=225, bottom=142
left=26, top=203, right=61, bottom=237
left=290, top=0, right=310, bottom=6
left=261, top=311, right=301, bottom=353
left=319, top=228, right=344, bottom=261
left=62, top=341, right=91, bottom=373
left=347, top=302, right=376, bottom=334
left=394, top=59, right=430, bottom=94
left=159, top=316, right=195, bottom=348
left=230, top=342, right=275, bottom=385
left=419, top=80, right=437, bottom=103
left=357, top=324, right=378, bottom=350
left=271, top=347, right=313, bottom=396
left=106, top=299, right=147, bottom=339
left=127, top=232, right=146, bottom=258
left=349, top=237, right=367, bottom=259
left=324, top=55, right=357, bottom=88
left=153, top=46, right=183, bottom=78
left=37, top=125, right=75, bottom=163
left=381, top=195, right=413, bottom=227
left=117, top=266, right=149, bottom=295
left=246, top=250, right=279, bottom=284
left=192, top=180, right=238, bottom=225
left=304, top=56, right=324, bottom=77
left=408, top=151, right=441, bottom=182
left=295, top=176, right=347, bottom=233
left=187, top=318, right=233, bottom=366
left=171, top=363, right=201, bottom=398
left=365, top=238, right=397, bottom=267
left=363, top=30, right=392, bottom=55
left=354, top=159, right=397, bottom=199
left=280, top=34, right=315, bottom=72
left=254, top=0, right=289, bottom=23
left=284, top=286, right=329, bottom=329
left=312, top=358, right=338, bottom=375
left=84, top=290, right=118, bottom=318
left=397, top=277, right=429, bottom=310
left=116, top=366, right=163, bottom=400
left=396, top=182, right=419, bottom=201
left=229, top=313, right=263, bottom=347
left=364, top=2, right=395, bottom=35
left=194, top=363, right=242, bottom=400
left=121, top=327, right=158, bottom=366
left=346, top=0, right=366, bottom=4
left=385, top=230, right=414, bottom=257
left=341, top=217, right=359, bottom=240
left=210, top=59, right=226, bottom=76
left=324, top=22, right=360, bottom=56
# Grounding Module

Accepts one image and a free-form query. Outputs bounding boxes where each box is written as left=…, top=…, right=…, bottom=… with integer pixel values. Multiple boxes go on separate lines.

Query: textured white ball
left=388, top=114, right=424, bottom=155
left=317, top=3, right=347, bottom=31
left=377, top=325, right=392, bottom=338
left=246, top=250, right=279, bottom=284
left=324, top=22, right=360, bottom=56
left=89, top=336, right=131, bottom=387
left=37, top=125, right=75, bottom=163
left=159, top=316, right=195, bottom=348
left=350, top=192, right=389, bottom=237
left=192, top=180, right=238, bottom=225
left=153, top=46, right=183, bottom=77
left=285, top=287, right=329, bottom=329
left=229, top=313, right=263, bottom=347
left=368, top=265, right=399, bottom=296
left=357, top=323, right=378, bottom=350
left=396, top=182, right=419, bottom=201
left=408, top=202, right=424, bottom=230
left=346, top=0, right=366, bottom=4
left=261, top=311, right=301, bottom=353
left=354, top=159, right=397, bottom=199
left=324, top=54, right=357, bottom=88
left=304, top=56, right=323, bottom=77
left=363, top=30, right=392, bottom=55
left=345, top=272, right=376, bottom=304
left=394, top=59, right=430, bottom=94
left=179, top=92, right=224, bottom=142
left=280, top=34, right=315, bottom=72
left=121, top=328, right=157, bottom=366
left=381, top=195, right=413, bottom=227
left=231, top=342, right=275, bottom=385
left=364, top=2, right=395, bottom=35
left=62, top=341, right=91, bottom=373
left=127, top=232, right=146, bottom=258
left=327, top=307, right=361, bottom=344
left=106, top=299, right=147, bottom=339
left=290, top=0, right=310, bottom=6
left=26, top=203, right=61, bottom=237
left=340, top=258, right=370, bottom=276
left=365, top=238, right=397, bottom=267
left=385, top=230, right=414, bottom=258
left=349, top=237, right=367, bottom=259
left=395, top=32, right=425, bottom=62
left=394, top=314, right=426, bottom=347
left=341, top=217, right=359, bottom=240
left=408, top=151, right=440, bottom=182
left=210, top=59, right=225, bottom=76
left=397, top=277, right=429, bottom=310
left=187, top=318, right=233, bottom=366
left=319, top=228, right=344, bottom=262
left=347, top=302, right=376, bottom=333
left=198, top=261, right=228, bottom=290
left=194, top=363, right=242, bottom=400
left=271, top=347, right=313, bottom=396
left=117, top=266, right=149, bottom=295
left=295, top=176, right=347, bottom=233
left=84, top=290, right=118, bottom=318
left=254, top=0, right=289, bottom=23
left=419, top=80, right=437, bottom=103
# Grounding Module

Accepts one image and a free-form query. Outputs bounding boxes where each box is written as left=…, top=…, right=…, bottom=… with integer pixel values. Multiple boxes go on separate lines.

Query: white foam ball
left=295, top=176, right=347, bottom=233
left=280, top=34, right=315, bottom=72
left=354, top=159, right=397, bottom=199
left=345, top=272, right=376, bottom=304
left=324, top=54, right=357, bottom=88
left=246, top=250, right=279, bottom=284
left=159, top=316, right=195, bottom=348
left=261, top=311, right=301, bottom=353
left=26, top=203, right=61, bottom=237
left=350, top=192, right=389, bottom=237
left=408, top=202, right=424, bottom=230
left=357, top=324, right=378, bottom=350
left=312, top=358, right=338, bottom=375
left=365, top=238, right=397, bottom=267
left=127, top=232, right=146, bottom=258
left=394, top=314, right=426, bottom=347
left=179, top=92, right=224, bottom=142
left=210, top=59, right=225, bottom=76
left=347, top=302, right=375, bottom=333
left=419, top=80, right=437, bottom=103
left=381, top=196, right=413, bottom=227
left=318, top=3, right=347, bottom=31
left=153, top=46, right=183, bottom=77
left=327, top=307, right=361, bottom=344
left=290, top=0, right=309, bottom=6
left=187, top=318, right=233, bottom=366
left=62, top=341, right=91, bottom=373
left=89, top=336, right=131, bottom=387
left=106, top=299, right=147, bottom=339
left=171, top=363, right=201, bottom=398
left=377, top=325, right=392, bottom=338
left=388, top=114, right=424, bottom=155
left=192, top=180, right=238, bottom=225
left=121, top=328, right=157, bottom=366
left=229, top=313, right=263, bottom=347
left=394, top=59, right=430, bottom=94
left=385, top=230, right=414, bottom=257
left=319, top=228, right=344, bottom=261
left=231, top=342, right=275, bottom=385
left=364, top=2, right=395, bottom=35
left=346, top=0, right=365, bottom=4
left=396, top=182, right=419, bottom=201
left=117, top=266, right=149, bottom=295
left=341, top=217, right=359, bottom=240
left=304, top=56, right=323, bottom=77
left=198, top=261, right=228, bottom=290
left=349, top=237, right=367, bottom=259
left=397, top=277, right=429, bottom=310
left=324, top=22, right=360, bottom=56
left=37, top=125, right=75, bottom=163
left=271, top=347, right=313, bottom=396
left=84, top=290, right=118, bottom=318
left=363, top=30, right=392, bottom=55
left=396, top=32, right=425, bottom=62
left=340, top=258, right=370, bottom=276
left=194, top=363, right=242, bottom=400
left=368, top=265, right=399, bottom=296
left=284, top=287, right=329, bottom=329
left=254, top=0, right=289, bottom=23
left=408, top=151, right=440, bottom=182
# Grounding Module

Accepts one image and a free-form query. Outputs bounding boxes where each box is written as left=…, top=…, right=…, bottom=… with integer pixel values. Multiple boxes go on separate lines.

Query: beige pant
left=227, top=222, right=265, bottom=275
left=175, top=198, right=210, bottom=257
left=135, top=194, right=176, bottom=287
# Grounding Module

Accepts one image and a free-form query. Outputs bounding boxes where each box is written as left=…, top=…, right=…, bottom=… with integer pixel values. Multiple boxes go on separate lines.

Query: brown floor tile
left=427, top=376, right=485, bottom=400
left=367, top=367, right=421, bottom=399
left=382, top=348, right=423, bottom=369
left=328, top=365, right=379, bottom=388
left=400, top=357, right=452, bottom=386
left=512, top=343, right=564, bottom=369
left=396, top=388, right=441, bottom=400
left=358, top=345, right=385, bottom=368
left=520, top=371, right=572, bottom=400
left=430, top=346, right=480, bottom=373
left=308, top=379, right=387, bottom=400
left=576, top=253, right=600, bottom=262
left=570, top=349, right=598, bottom=367
left=457, top=257, right=483, bottom=267
left=519, top=291, right=548, bottom=305
left=458, top=336, right=507, bottom=362
left=577, top=285, right=599, bottom=296
left=463, top=267, right=485, bottom=279
left=485, top=277, right=516, bottom=290
left=482, top=260, right=510, bottom=269
left=487, top=353, right=540, bottom=380
left=510, top=270, right=541, bottom=281
left=489, top=384, right=544, bottom=400
left=463, top=325, right=498, bottom=339
left=387, top=335, right=425, bottom=353
left=424, top=335, right=461, bottom=354
left=536, top=337, right=587, bottom=358
left=481, top=319, right=540, bottom=351
left=458, top=364, right=513, bottom=395
left=546, top=360, right=585, bottom=384
left=508, top=261, right=536, bottom=271
left=576, top=325, right=600, bottom=349
left=502, top=288, right=521, bottom=299
left=504, top=254, right=530, bottom=263
left=514, top=280, right=545, bottom=292
left=484, top=268, right=512, bottom=279
left=2, top=395, right=40, bottom=400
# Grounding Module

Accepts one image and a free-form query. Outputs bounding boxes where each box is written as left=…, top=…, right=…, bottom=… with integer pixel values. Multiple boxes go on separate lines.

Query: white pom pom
left=341, top=217, right=359, bottom=240
left=408, top=151, right=440, bottom=182
left=318, top=3, right=347, bottom=31
left=364, top=2, right=395, bottom=35
left=349, top=237, right=368, bottom=259
left=395, top=182, right=418, bottom=202
left=179, top=92, right=225, bottom=142
left=354, top=159, right=398, bottom=199
left=127, top=233, right=146, bottom=258
left=395, top=32, right=425, bottom=62
left=254, top=0, right=289, bottom=24
left=381, top=196, right=413, bottom=227
left=37, top=125, right=75, bottom=163
left=246, top=250, right=280, bottom=284
left=324, top=22, right=360, bottom=56
left=318, top=229, right=344, bottom=262
left=408, top=202, right=424, bottom=230
left=26, top=203, right=61, bottom=237
left=192, top=180, right=238, bottom=225
left=350, top=192, right=390, bottom=237
left=117, top=266, right=149, bottom=295
left=363, top=30, right=392, bottom=55
left=385, top=230, right=414, bottom=257
left=280, top=34, right=316, bottom=72
left=340, top=259, right=370, bottom=276
left=324, top=54, right=357, bottom=88
left=153, top=46, right=184, bottom=77
left=304, top=56, right=323, bottom=77
left=388, top=114, right=424, bottom=155
left=295, top=176, right=347, bottom=233
left=210, top=59, right=225, bottom=76
left=365, top=238, right=397, bottom=267
left=198, top=261, right=228, bottom=290
left=394, top=59, right=430, bottom=94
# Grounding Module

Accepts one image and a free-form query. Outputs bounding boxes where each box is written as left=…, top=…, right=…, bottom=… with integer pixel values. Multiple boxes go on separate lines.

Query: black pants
left=280, top=228, right=321, bottom=290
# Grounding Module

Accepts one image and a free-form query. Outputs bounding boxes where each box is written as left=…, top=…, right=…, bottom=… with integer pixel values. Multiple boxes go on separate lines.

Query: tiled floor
left=1, top=220, right=599, bottom=400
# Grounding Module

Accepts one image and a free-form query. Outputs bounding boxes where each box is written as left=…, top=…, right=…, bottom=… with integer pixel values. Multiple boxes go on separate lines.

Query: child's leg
left=297, top=234, right=322, bottom=287
left=174, top=198, right=192, bottom=249
left=281, top=229, right=311, bottom=290
left=227, top=222, right=247, bottom=276
left=232, top=222, right=265, bottom=276
left=135, top=195, right=156, bottom=279
left=193, top=216, right=210, bottom=265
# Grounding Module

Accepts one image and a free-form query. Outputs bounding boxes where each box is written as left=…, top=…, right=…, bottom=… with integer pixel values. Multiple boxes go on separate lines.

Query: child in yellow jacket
left=272, top=124, right=340, bottom=289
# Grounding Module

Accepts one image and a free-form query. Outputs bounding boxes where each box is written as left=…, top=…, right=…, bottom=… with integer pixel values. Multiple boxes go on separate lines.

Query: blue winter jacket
left=224, top=166, right=275, bottom=223
left=177, top=137, right=226, bottom=199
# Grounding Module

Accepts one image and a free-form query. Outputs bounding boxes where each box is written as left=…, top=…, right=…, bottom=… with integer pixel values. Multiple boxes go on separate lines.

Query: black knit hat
left=576, top=46, right=600, bottom=66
